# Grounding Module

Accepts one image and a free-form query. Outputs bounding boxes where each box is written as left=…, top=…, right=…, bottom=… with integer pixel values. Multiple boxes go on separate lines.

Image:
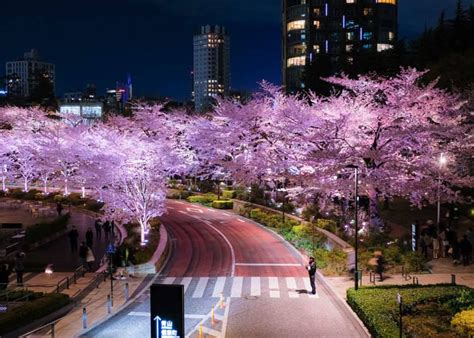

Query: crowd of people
left=419, top=220, right=473, bottom=266
left=68, top=219, right=115, bottom=272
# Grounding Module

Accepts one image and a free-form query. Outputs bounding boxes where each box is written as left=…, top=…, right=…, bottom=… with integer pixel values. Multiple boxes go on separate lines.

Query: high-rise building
left=5, top=49, right=55, bottom=98
left=193, top=25, right=230, bottom=112
left=283, top=0, right=398, bottom=93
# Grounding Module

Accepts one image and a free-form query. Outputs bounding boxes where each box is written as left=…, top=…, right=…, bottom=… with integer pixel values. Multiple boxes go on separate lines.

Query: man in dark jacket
left=85, top=227, right=93, bottom=248
left=68, top=226, right=79, bottom=253
left=460, top=235, right=472, bottom=266
left=79, top=242, right=88, bottom=267
left=307, top=257, right=317, bottom=294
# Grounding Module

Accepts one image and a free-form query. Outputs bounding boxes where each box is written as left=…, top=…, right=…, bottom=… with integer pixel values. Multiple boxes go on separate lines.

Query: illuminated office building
left=193, top=25, right=230, bottom=112
left=283, top=0, right=398, bottom=93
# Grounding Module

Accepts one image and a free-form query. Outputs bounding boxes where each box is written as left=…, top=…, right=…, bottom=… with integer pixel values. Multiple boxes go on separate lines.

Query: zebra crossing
left=154, top=276, right=319, bottom=299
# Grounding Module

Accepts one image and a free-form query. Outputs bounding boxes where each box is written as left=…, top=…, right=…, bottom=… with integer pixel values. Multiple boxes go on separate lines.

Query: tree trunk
left=24, top=178, right=28, bottom=192
left=43, top=178, right=48, bottom=194
left=368, top=187, right=383, bottom=230
left=64, top=178, right=69, bottom=195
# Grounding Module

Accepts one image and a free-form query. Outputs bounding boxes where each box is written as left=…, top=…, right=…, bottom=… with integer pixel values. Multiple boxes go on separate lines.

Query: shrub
left=0, top=293, right=70, bottom=335
left=66, top=192, right=83, bottom=205
left=222, top=190, right=235, bottom=199
left=23, top=189, right=42, bottom=200
left=447, top=288, right=474, bottom=313
left=34, top=192, right=46, bottom=200
left=9, top=188, right=26, bottom=199
left=25, top=213, right=70, bottom=245
left=451, top=309, right=474, bottom=337
left=212, top=200, right=233, bottom=209
left=187, top=193, right=218, bottom=205
left=53, top=194, right=66, bottom=202
left=83, top=199, right=104, bottom=212
left=316, top=219, right=337, bottom=233
left=402, top=251, right=428, bottom=273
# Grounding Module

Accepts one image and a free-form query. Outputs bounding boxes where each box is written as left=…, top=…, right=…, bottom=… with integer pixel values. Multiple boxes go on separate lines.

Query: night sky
left=1, top=0, right=473, bottom=100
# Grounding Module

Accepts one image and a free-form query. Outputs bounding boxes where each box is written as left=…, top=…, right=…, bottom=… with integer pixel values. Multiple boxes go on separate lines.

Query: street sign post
left=397, top=293, right=403, bottom=338
left=150, top=284, right=184, bottom=338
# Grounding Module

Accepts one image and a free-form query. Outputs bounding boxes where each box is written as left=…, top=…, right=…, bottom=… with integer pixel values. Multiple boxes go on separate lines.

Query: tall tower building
left=283, top=0, right=397, bottom=94
left=5, top=49, right=55, bottom=98
left=193, top=25, right=230, bottom=112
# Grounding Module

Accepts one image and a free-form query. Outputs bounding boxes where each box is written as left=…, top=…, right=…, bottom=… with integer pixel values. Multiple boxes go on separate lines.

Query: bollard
left=82, top=308, right=87, bottom=329
left=211, top=308, right=215, bottom=325
left=199, top=324, right=203, bottom=338
left=124, top=282, right=129, bottom=301
left=451, top=274, right=456, bottom=285
left=412, top=277, right=419, bottom=285
left=220, top=293, right=224, bottom=309
left=51, top=322, right=55, bottom=338
left=107, top=295, right=112, bottom=314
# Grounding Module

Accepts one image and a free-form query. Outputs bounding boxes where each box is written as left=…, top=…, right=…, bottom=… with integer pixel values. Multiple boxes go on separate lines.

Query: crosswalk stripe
left=251, top=277, right=260, bottom=297
left=181, top=277, right=192, bottom=293
left=192, top=277, right=208, bottom=298
left=286, top=277, right=299, bottom=298
left=231, top=277, right=243, bottom=298
left=268, top=277, right=280, bottom=298
left=212, top=277, right=226, bottom=297
left=163, top=277, right=175, bottom=285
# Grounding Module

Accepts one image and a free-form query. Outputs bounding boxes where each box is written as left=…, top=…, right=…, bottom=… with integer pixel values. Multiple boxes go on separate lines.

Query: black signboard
left=150, top=284, right=184, bottom=338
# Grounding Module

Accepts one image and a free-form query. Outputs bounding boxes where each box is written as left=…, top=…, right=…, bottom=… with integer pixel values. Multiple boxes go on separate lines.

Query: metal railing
left=20, top=316, right=63, bottom=338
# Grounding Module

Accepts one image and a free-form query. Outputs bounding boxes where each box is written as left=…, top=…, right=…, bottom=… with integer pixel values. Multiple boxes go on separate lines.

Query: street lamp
left=346, top=164, right=359, bottom=290
left=437, top=154, right=447, bottom=231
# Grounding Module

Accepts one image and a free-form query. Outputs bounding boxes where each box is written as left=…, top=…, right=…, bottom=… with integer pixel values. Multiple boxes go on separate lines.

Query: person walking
left=460, top=235, right=472, bottom=266
left=103, top=221, right=111, bottom=240
left=68, top=226, right=79, bottom=253
left=439, top=229, right=449, bottom=258
left=307, top=257, right=317, bottom=294
left=79, top=242, right=88, bottom=268
left=56, top=202, right=63, bottom=216
left=86, top=246, right=96, bottom=272
left=0, top=264, right=9, bottom=289
left=432, top=234, right=440, bottom=259
left=420, top=232, right=428, bottom=258
left=94, top=219, right=102, bottom=239
left=14, top=252, right=25, bottom=286
left=85, top=227, right=94, bottom=248
left=375, top=253, right=385, bottom=281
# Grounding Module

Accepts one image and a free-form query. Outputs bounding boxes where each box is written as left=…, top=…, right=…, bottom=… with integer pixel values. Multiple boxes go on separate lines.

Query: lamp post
left=437, top=154, right=447, bottom=231
left=346, top=165, right=359, bottom=290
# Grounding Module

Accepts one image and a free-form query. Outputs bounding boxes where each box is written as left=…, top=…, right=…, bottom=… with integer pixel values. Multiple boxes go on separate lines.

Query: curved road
left=85, top=200, right=368, bottom=337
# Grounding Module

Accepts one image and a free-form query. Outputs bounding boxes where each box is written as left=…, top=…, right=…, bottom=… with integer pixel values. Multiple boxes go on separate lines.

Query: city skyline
left=0, top=0, right=472, bottom=100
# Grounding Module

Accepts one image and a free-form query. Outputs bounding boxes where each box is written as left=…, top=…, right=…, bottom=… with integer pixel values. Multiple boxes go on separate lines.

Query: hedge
left=25, top=213, right=70, bottom=245
left=0, top=293, right=70, bottom=335
left=347, top=285, right=470, bottom=338
left=187, top=193, right=218, bottom=205
left=222, top=190, right=235, bottom=199
left=451, top=309, right=474, bottom=337
left=211, top=200, right=233, bottom=209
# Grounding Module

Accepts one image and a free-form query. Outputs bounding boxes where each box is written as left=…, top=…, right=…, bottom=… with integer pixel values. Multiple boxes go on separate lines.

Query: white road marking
left=128, top=312, right=206, bottom=319
left=268, top=277, right=280, bottom=298
left=163, top=277, right=175, bottom=285
left=286, top=277, right=299, bottom=298
left=237, top=218, right=245, bottom=223
left=178, top=210, right=188, bottom=215
left=186, top=207, right=203, bottom=213
left=231, top=277, right=243, bottom=298
left=167, top=206, right=176, bottom=210
left=201, top=327, right=222, bottom=337
left=185, top=314, right=206, bottom=319
left=250, top=277, right=261, bottom=297
left=192, top=277, right=208, bottom=298
left=181, top=277, right=192, bottom=293
left=212, top=277, right=226, bottom=297
left=235, top=263, right=302, bottom=267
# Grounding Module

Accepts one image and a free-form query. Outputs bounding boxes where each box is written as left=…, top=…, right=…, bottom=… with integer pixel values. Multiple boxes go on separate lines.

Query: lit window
left=313, top=8, right=321, bottom=15
left=377, top=43, right=393, bottom=52
left=313, top=20, right=321, bottom=29
left=346, top=44, right=353, bottom=52
left=287, top=56, right=306, bottom=67
left=346, top=0, right=356, bottom=2
left=346, top=32, right=355, bottom=41
left=363, top=8, right=372, bottom=15
left=287, top=20, right=305, bottom=31
left=376, top=0, right=396, bottom=4
left=313, top=45, right=320, bottom=53
left=389, top=31, right=395, bottom=41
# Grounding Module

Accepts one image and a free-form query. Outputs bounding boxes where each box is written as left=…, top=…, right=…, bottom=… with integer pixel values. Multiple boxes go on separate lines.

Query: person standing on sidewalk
left=376, top=253, right=385, bottom=281
left=432, top=234, right=440, bottom=259
left=14, top=252, right=25, bottom=286
left=307, top=257, right=317, bottom=294
left=56, top=202, right=63, bottom=216
left=94, top=219, right=102, bottom=239
left=86, top=246, right=96, bottom=272
left=68, top=226, right=79, bottom=253
left=103, top=221, right=111, bottom=240
left=79, top=242, right=88, bottom=267
left=86, top=227, right=94, bottom=248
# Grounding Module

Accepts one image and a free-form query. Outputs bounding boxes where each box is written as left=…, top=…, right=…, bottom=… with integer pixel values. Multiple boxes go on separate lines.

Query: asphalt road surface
left=84, top=200, right=368, bottom=338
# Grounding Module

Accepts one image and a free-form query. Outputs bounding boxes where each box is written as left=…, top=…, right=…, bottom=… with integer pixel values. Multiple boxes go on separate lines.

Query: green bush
left=187, top=193, right=218, bottom=205
left=0, top=291, right=42, bottom=302
left=119, top=220, right=161, bottom=265
left=451, top=309, right=474, bottom=337
left=222, top=190, right=235, bottom=199
left=347, top=285, right=470, bottom=338
left=211, top=200, right=233, bottom=209
left=316, top=219, right=337, bottom=233
left=0, top=293, right=70, bottom=335
left=53, top=194, right=66, bottom=202
left=25, top=213, right=70, bottom=245
left=34, top=192, right=46, bottom=200
left=83, top=199, right=104, bottom=212
left=9, top=188, right=26, bottom=199
left=65, top=192, right=83, bottom=205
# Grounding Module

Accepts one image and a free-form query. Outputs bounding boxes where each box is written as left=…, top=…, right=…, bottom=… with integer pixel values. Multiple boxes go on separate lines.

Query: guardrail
left=20, top=316, right=63, bottom=338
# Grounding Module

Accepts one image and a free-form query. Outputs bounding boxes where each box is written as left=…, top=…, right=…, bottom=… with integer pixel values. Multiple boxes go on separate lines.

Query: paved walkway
left=23, top=206, right=110, bottom=272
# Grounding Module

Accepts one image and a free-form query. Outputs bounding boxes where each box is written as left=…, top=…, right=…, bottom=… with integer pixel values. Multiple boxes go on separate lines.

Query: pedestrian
left=307, top=256, right=317, bottom=294
left=86, top=246, right=96, bottom=272
left=14, top=252, right=25, bottom=286
left=420, top=231, right=428, bottom=258
left=68, top=225, right=79, bottom=253
left=432, top=234, right=440, bottom=259
left=439, top=228, right=449, bottom=258
left=460, top=235, right=472, bottom=266
left=79, top=242, right=88, bottom=268
left=86, top=227, right=93, bottom=248
left=452, top=237, right=461, bottom=265
left=94, top=219, right=102, bottom=239
left=56, top=202, right=63, bottom=216
left=0, top=264, right=9, bottom=289
left=376, top=253, right=385, bottom=281
left=103, top=221, right=111, bottom=240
